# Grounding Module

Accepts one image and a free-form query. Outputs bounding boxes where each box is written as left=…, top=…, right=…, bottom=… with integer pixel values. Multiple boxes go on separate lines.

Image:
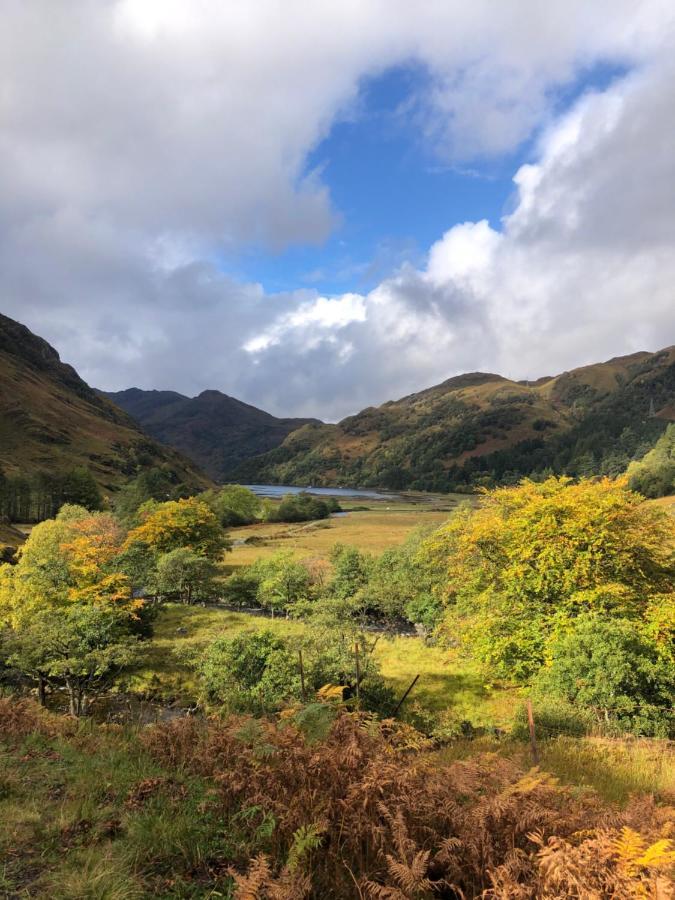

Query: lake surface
left=243, top=483, right=399, bottom=500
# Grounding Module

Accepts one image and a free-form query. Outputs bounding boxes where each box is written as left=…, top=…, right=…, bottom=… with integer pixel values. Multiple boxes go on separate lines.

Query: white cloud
left=0, top=1, right=674, bottom=420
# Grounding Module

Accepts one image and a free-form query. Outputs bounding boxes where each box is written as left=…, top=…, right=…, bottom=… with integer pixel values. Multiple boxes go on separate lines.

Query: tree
left=328, top=545, right=373, bottom=601
left=266, top=492, right=335, bottom=523
left=114, top=468, right=179, bottom=523
left=198, top=631, right=300, bottom=714
left=60, top=467, right=103, bottom=511
left=4, top=604, right=138, bottom=715
left=251, top=552, right=311, bottom=617
left=364, top=531, right=443, bottom=628
left=197, top=628, right=394, bottom=716
left=152, top=548, right=218, bottom=603
left=125, top=497, right=228, bottom=559
left=202, top=485, right=261, bottom=526
left=421, top=477, right=674, bottom=681
left=534, top=615, right=674, bottom=737
left=627, top=424, right=675, bottom=498
left=0, top=506, right=141, bottom=713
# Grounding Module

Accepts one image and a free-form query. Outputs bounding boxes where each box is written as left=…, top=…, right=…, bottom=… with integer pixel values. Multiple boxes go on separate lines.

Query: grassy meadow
left=225, top=494, right=465, bottom=567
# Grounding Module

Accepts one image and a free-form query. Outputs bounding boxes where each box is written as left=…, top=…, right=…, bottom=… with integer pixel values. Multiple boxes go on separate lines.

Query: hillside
left=104, top=387, right=319, bottom=481
left=0, top=313, right=209, bottom=506
left=235, top=346, right=675, bottom=491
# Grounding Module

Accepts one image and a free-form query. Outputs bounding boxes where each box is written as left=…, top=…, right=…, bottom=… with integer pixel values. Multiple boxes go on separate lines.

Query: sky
left=1, top=1, right=675, bottom=421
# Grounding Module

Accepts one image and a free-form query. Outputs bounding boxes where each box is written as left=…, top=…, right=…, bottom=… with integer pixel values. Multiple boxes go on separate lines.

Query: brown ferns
left=143, top=711, right=674, bottom=899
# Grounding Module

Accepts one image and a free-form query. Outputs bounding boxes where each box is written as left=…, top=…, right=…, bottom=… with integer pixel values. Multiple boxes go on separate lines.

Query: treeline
left=0, top=466, right=103, bottom=522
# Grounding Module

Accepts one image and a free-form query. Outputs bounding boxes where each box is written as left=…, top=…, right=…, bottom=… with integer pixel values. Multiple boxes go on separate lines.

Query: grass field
left=225, top=497, right=464, bottom=568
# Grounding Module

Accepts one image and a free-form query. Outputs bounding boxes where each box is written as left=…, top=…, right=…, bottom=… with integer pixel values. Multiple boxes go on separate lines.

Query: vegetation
left=238, top=347, right=675, bottom=492
left=106, top=385, right=318, bottom=481
left=0, top=313, right=208, bottom=521
left=628, top=422, right=675, bottom=497
left=0, top=700, right=673, bottom=898
left=422, top=479, right=673, bottom=696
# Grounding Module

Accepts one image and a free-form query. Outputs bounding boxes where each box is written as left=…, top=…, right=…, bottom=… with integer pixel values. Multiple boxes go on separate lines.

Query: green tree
left=152, top=548, right=218, bottom=604
left=202, top=485, right=261, bottom=526
left=328, top=544, right=373, bottom=601
left=251, top=552, right=311, bottom=617
left=60, top=467, right=103, bottom=511
left=267, top=492, right=334, bottom=523
left=534, top=615, right=674, bottom=737
left=4, top=604, right=138, bottom=716
left=627, top=424, right=675, bottom=498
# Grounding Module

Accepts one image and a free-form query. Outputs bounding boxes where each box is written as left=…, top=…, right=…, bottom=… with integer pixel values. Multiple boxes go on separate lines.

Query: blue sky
left=235, top=60, right=628, bottom=297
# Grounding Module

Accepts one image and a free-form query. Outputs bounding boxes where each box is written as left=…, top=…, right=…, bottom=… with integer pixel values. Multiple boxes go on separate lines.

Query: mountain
left=103, top=387, right=320, bottom=481
left=234, top=347, right=675, bottom=492
left=0, top=313, right=209, bottom=501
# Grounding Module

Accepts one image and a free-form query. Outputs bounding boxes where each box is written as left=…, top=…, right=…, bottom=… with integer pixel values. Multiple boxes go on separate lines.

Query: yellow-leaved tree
left=420, top=477, right=674, bottom=682
left=0, top=505, right=139, bottom=714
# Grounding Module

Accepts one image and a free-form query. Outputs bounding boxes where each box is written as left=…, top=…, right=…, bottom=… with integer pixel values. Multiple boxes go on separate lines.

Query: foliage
left=201, top=484, right=262, bottom=526
left=265, top=491, right=339, bottom=523
left=327, top=543, right=373, bottom=600
left=0, top=506, right=134, bottom=624
left=3, top=603, right=138, bottom=715
left=222, top=569, right=262, bottom=608
left=0, top=466, right=103, bottom=524
left=1, top=699, right=671, bottom=898
left=151, top=548, right=219, bottom=604
left=144, top=711, right=675, bottom=899
left=534, top=615, right=675, bottom=737
left=113, top=467, right=185, bottom=523
left=628, top=423, right=675, bottom=498
left=422, top=477, right=674, bottom=681
left=125, top=497, right=228, bottom=559
left=250, top=551, right=312, bottom=617
left=197, top=627, right=394, bottom=716
left=198, top=630, right=302, bottom=714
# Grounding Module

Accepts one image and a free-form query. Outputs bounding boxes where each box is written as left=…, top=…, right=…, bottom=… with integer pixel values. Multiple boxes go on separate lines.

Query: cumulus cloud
left=1, top=1, right=674, bottom=420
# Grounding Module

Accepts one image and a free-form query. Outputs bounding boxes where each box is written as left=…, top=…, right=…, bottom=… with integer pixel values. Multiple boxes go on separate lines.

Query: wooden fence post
left=354, top=643, right=361, bottom=709
left=527, top=698, right=539, bottom=765
left=298, top=649, right=306, bottom=701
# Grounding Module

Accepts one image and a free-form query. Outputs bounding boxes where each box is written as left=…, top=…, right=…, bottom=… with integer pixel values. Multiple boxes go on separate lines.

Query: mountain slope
left=0, top=313, right=209, bottom=496
left=103, top=388, right=320, bottom=481
left=234, top=347, right=675, bottom=491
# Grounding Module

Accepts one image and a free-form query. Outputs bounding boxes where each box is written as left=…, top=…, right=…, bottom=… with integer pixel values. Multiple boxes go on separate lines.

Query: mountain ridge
left=104, top=387, right=321, bottom=482
left=233, top=345, right=675, bottom=491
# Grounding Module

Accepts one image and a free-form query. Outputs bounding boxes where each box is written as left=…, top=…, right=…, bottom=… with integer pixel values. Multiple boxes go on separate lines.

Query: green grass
left=434, top=734, right=675, bottom=806
left=0, top=721, right=236, bottom=898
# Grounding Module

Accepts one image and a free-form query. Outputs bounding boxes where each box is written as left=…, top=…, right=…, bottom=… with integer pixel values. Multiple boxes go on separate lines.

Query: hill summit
left=234, top=346, right=675, bottom=491
left=104, top=387, right=320, bottom=482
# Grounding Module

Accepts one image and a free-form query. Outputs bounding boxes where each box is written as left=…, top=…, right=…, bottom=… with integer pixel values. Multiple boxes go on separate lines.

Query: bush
left=534, top=615, right=675, bottom=737
left=267, top=492, right=337, bottom=523
left=511, top=698, right=595, bottom=740
left=197, top=629, right=395, bottom=716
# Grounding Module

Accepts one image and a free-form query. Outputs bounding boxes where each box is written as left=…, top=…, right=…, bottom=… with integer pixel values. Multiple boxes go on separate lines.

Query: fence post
left=527, top=698, right=539, bottom=765
left=298, top=649, right=306, bottom=701
left=354, top=643, right=361, bottom=709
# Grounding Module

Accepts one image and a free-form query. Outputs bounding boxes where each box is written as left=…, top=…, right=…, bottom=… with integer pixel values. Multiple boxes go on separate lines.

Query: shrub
left=534, top=615, right=675, bottom=737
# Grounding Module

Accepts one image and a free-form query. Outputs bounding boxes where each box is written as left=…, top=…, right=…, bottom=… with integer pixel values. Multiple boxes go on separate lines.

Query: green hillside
left=0, top=313, right=210, bottom=516
left=235, top=347, right=675, bottom=491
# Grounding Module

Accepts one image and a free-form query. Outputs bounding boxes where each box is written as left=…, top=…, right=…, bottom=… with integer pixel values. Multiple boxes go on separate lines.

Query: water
left=242, top=483, right=399, bottom=500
